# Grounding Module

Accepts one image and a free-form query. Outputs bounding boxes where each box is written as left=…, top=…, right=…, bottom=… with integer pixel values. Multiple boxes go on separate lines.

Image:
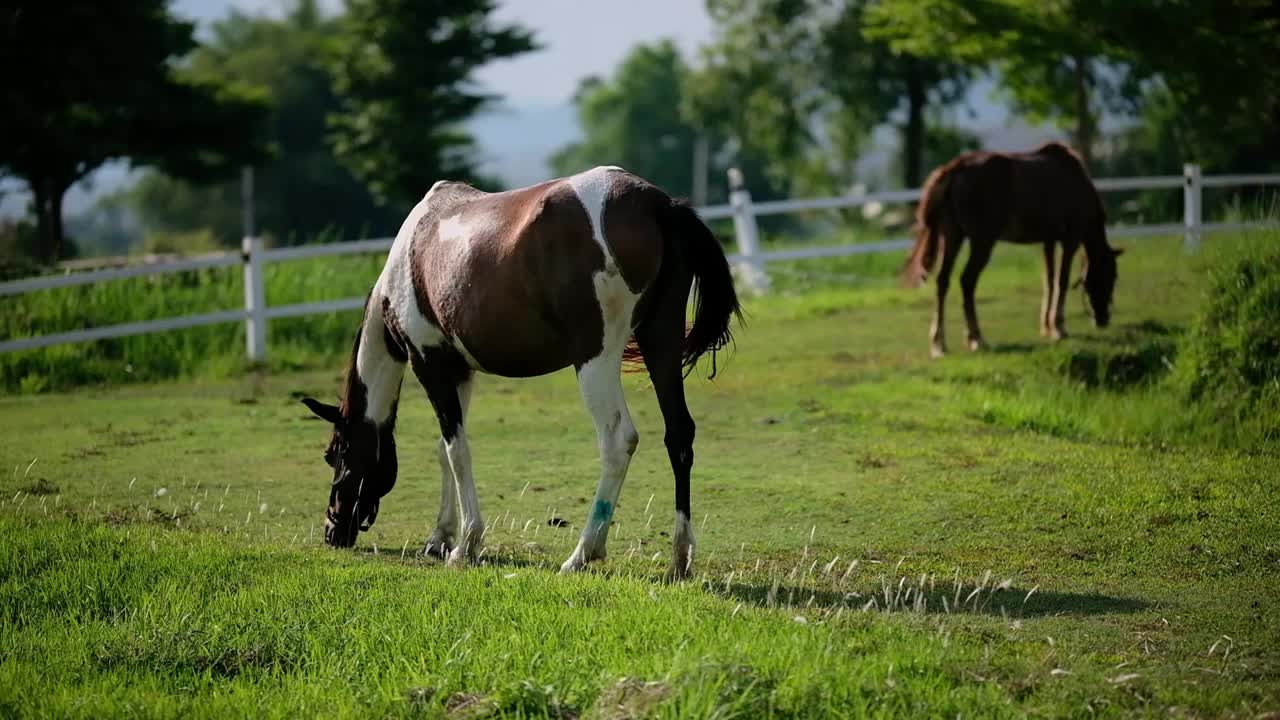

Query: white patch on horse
left=377, top=191, right=449, bottom=356
left=673, top=511, right=695, bottom=577
left=355, top=312, right=403, bottom=425
left=560, top=175, right=643, bottom=573
left=568, top=166, right=623, bottom=272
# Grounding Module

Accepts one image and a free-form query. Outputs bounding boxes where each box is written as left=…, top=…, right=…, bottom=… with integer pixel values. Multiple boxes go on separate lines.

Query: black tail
left=660, top=198, right=743, bottom=379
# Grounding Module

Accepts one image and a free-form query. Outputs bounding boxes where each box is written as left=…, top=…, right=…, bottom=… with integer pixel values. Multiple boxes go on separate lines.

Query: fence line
left=2, top=164, right=1278, bottom=359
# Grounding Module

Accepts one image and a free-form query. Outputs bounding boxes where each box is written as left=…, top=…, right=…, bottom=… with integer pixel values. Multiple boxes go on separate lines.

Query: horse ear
left=1112, top=247, right=1124, bottom=257
left=301, top=397, right=344, bottom=425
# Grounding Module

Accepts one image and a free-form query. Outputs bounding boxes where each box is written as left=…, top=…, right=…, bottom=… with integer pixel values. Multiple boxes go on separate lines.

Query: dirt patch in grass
left=586, top=678, right=671, bottom=720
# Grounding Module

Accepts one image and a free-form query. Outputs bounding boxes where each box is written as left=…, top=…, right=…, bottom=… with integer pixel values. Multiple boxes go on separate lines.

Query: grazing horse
left=902, top=141, right=1123, bottom=357
left=300, top=166, right=742, bottom=579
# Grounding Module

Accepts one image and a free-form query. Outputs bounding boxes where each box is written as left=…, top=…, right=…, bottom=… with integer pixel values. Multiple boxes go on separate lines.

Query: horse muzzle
left=323, top=501, right=379, bottom=548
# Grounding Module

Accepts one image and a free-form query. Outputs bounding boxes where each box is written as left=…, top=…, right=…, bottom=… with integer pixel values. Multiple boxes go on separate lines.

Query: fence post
left=727, top=167, right=770, bottom=295
left=242, top=235, right=267, bottom=363
left=1183, top=163, right=1202, bottom=252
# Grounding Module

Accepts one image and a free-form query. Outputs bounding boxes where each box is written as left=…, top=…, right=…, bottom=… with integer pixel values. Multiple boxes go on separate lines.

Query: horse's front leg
left=1040, top=242, right=1057, bottom=337
left=423, top=377, right=474, bottom=557
left=422, top=438, right=458, bottom=558
left=960, top=238, right=994, bottom=351
left=412, top=351, right=484, bottom=566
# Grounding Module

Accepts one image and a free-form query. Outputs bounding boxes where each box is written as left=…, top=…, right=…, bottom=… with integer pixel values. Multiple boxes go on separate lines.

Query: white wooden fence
left=2, top=163, right=1277, bottom=360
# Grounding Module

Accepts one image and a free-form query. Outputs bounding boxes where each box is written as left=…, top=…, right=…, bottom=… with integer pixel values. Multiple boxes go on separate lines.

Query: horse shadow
left=986, top=342, right=1040, bottom=356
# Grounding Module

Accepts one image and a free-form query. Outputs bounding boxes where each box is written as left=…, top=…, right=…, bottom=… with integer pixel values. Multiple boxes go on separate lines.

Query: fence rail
left=2, top=163, right=1278, bottom=360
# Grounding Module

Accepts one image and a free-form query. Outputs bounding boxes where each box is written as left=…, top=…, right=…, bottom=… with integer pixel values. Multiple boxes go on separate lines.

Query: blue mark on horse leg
left=592, top=500, right=614, bottom=527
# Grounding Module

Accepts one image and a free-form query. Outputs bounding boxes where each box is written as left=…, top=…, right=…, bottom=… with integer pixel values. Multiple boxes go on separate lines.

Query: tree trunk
left=1073, top=54, right=1094, bottom=166
left=30, top=175, right=67, bottom=262
left=903, top=57, right=927, bottom=189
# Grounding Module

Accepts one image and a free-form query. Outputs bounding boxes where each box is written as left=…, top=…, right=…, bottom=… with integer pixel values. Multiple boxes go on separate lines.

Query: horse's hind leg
left=930, top=227, right=963, bottom=358
left=422, top=381, right=472, bottom=558
left=561, top=286, right=642, bottom=574
left=633, top=277, right=697, bottom=579
left=960, top=236, right=994, bottom=351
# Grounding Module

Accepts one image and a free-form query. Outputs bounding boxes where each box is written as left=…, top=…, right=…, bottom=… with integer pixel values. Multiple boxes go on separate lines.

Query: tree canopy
left=865, top=0, right=1280, bottom=169
left=126, top=0, right=402, bottom=247
left=686, top=0, right=971, bottom=195
left=0, top=1, right=271, bottom=260
left=326, top=0, right=539, bottom=208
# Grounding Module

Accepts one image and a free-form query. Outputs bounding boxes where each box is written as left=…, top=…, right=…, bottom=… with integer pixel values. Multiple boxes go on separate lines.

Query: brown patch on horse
left=379, top=296, right=409, bottom=364
left=603, top=173, right=665, bottom=294
left=409, top=179, right=614, bottom=376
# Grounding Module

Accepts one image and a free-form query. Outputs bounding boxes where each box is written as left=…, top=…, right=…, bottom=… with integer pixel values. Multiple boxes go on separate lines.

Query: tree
left=687, top=0, right=970, bottom=194
left=0, top=1, right=270, bottom=260
left=865, top=0, right=1280, bottom=169
left=550, top=40, right=779, bottom=207
left=1097, top=0, right=1280, bottom=173
left=819, top=1, right=970, bottom=188
left=327, top=0, right=539, bottom=208
left=129, top=1, right=403, bottom=246
left=684, top=0, right=843, bottom=197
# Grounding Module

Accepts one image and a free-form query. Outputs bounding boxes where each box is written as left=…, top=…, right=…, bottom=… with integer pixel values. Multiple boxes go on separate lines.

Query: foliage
left=550, top=40, right=781, bottom=209
left=866, top=0, right=1280, bottom=170
left=326, top=0, right=539, bottom=208
left=1172, top=238, right=1280, bottom=445
left=0, top=1, right=271, bottom=260
left=126, top=1, right=403, bottom=247
left=687, top=0, right=970, bottom=195
left=865, top=0, right=1142, bottom=163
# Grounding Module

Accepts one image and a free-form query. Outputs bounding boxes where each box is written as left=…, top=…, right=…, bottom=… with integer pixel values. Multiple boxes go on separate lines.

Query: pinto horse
left=902, top=141, right=1123, bottom=357
left=300, top=166, right=742, bottom=578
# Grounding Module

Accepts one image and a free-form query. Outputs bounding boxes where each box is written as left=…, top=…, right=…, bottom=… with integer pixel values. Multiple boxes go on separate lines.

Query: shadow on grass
left=987, top=342, right=1041, bottom=355
left=719, top=581, right=1150, bottom=618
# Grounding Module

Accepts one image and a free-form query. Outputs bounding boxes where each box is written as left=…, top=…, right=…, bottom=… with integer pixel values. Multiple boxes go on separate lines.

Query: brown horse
left=902, top=141, right=1123, bottom=357
left=300, top=166, right=742, bottom=579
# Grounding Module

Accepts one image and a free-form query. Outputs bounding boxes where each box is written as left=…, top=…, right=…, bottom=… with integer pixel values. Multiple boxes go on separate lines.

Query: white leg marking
left=425, top=378, right=471, bottom=557
left=423, top=437, right=457, bottom=557
left=673, top=511, right=695, bottom=578
left=561, top=271, right=641, bottom=574
left=442, top=380, right=484, bottom=566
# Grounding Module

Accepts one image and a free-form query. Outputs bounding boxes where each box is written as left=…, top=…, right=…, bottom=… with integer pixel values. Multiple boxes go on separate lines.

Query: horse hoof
left=930, top=346, right=946, bottom=359
left=422, top=538, right=452, bottom=559
left=559, top=554, right=589, bottom=574
left=446, top=545, right=479, bottom=567
left=1050, top=329, right=1069, bottom=342
left=968, top=338, right=985, bottom=352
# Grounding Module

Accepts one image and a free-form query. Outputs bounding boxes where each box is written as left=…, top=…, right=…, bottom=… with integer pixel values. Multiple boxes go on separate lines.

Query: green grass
left=1, top=233, right=1278, bottom=718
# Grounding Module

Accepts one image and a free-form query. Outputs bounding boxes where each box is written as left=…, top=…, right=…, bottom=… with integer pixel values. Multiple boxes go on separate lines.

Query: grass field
left=1, top=233, right=1277, bottom=718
